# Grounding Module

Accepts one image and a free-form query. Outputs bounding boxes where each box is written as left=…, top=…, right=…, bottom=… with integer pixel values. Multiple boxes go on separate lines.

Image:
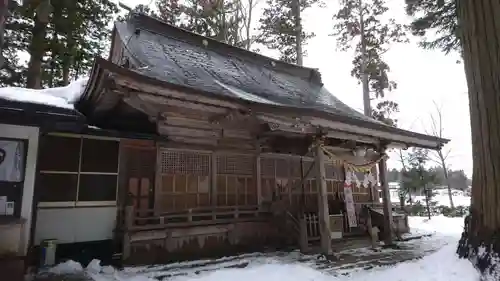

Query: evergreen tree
left=401, top=148, right=439, bottom=217
left=1, top=0, right=118, bottom=88
left=405, top=0, right=459, bottom=55
left=155, top=0, right=247, bottom=47
left=257, top=0, right=320, bottom=64
left=1, top=1, right=26, bottom=87
left=332, top=0, right=406, bottom=125
left=0, top=0, right=20, bottom=69
left=454, top=0, right=500, bottom=278
left=156, top=0, right=180, bottom=24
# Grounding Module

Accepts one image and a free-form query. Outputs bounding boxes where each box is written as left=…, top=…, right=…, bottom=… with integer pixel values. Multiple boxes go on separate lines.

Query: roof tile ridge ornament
left=309, top=68, right=323, bottom=86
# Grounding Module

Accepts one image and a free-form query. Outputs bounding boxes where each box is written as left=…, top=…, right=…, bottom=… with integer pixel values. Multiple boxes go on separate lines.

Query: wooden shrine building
left=33, top=13, right=449, bottom=264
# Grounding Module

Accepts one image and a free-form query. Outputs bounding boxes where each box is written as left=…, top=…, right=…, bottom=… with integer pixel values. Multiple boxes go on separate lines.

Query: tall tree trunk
left=358, top=0, right=370, bottom=116
left=292, top=0, right=302, bottom=66
left=62, top=62, right=69, bottom=85
left=456, top=0, right=500, bottom=278
left=245, top=0, right=253, bottom=50
left=26, top=18, right=46, bottom=89
left=0, top=0, right=9, bottom=68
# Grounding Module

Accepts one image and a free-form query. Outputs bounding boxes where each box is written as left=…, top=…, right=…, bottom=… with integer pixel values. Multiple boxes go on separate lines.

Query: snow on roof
left=0, top=78, right=88, bottom=110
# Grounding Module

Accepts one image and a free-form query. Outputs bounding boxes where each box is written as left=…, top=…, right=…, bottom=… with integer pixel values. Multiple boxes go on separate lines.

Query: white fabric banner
left=0, top=140, right=24, bottom=182
left=343, top=182, right=358, bottom=227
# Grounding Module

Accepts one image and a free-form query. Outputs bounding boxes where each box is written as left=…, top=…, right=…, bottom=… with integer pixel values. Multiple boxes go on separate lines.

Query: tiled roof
left=114, top=13, right=380, bottom=126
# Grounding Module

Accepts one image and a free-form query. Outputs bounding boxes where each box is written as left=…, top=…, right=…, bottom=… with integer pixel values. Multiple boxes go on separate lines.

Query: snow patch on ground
left=0, top=78, right=88, bottom=109
left=48, top=260, right=84, bottom=275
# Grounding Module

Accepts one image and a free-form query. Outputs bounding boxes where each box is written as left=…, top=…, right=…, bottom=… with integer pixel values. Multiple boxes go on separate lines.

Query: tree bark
left=292, top=0, right=303, bottom=66
left=245, top=0, right=253, bottom=50
left=26, top=18, right=46, bottom=89
left=358, top=0, right=370, bottom=116
left=456, top=0, right=500, bottom=278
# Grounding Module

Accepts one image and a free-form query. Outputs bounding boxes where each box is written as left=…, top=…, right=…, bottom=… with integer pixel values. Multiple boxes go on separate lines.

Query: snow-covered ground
left=43, top=215, right=479, bottom=281
left=389, top=187, right=471, bottom=208
left=415, top=189, right=471, bottom=208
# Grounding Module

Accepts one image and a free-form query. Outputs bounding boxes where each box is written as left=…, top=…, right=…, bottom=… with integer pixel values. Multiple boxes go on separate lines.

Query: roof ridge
left=126, top=12, right=323, bottom=85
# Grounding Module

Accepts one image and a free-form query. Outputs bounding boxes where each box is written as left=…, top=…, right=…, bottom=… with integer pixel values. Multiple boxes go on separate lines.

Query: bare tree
left=236, top=0, right=260, bottom=50
left=396, top=149, right=412, bottom=206
left=425, top=101, right=454, bottom=209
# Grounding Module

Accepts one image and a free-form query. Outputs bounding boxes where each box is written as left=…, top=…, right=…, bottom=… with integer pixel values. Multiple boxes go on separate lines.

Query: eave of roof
left=0, top=97, right=86, bottom=131
left=80, top=58, right=449, bottom=150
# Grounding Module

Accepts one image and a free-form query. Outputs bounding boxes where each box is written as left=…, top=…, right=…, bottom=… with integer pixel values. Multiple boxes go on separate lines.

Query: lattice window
left=156, top=149, right=211, bottom=212
left=216, top=153, right=256, bottom=206
left=217, top=154, right=253, bottom=175
left=160, top=149, right=210, bottom=176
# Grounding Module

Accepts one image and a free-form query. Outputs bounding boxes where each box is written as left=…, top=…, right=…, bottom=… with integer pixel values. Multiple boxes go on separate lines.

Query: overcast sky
left=119, top=0, right=472, bottom=176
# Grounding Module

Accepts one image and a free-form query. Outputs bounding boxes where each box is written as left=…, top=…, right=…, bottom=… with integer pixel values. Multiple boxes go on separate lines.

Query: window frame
left=37, top=133, right=120, bottom=208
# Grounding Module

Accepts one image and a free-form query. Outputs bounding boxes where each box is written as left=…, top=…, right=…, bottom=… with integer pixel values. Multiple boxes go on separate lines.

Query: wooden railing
left=302, top=213, right=320, bottom=242
left=121, top=205, right=272, bottom=261
left=123, top=205, right=271, bottom=231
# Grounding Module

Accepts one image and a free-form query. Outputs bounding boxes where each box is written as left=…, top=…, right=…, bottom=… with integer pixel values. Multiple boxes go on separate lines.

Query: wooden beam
left=209, top=109, right=252, bottom=124
left=158, top=124, right=220, bottom=139
left=162, top=107, right=214, bottom=121
left=256, top=153, right=262, bottom=206
left=257, top=114, right=314, bottom=133
left=154, top=141, right=162, bottom=215
left=114, top=76, right=245, bottom=110
left=257, top=113, right=382, bottom=146
left=326, top=131, right=379, bottom=144
left=222, top=129, right=254, bottom=140
left=211, top=152, right=218, bottom=206
left=162, top=116, right=220, bottom=130
left=165, top=140, right=257, bottom=153
left=123, top=96, right=161, bottom=118
left=309, top=117, right=442, bottom=149
left=217, top=138, right=256, bottom=150
left=137, top=93, right=229, bottom=114
left=314, top=142, right=332, bottom=255
left=168, top=136, right=219, bottom=146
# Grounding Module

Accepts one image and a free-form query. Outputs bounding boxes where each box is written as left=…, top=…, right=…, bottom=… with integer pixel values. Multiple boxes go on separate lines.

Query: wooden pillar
left=211, top=152, right=218, bottom=206
left=378, top=155, right=394, bottom=245
left=154, top=143, right=161, bottom=214
left=256, top=154, right=262, bottom=206
left=314, top=143, right=332, bottom=255
left=299, top=217, right=308, bottom=252
left=122, top=205, right=134, bottom=261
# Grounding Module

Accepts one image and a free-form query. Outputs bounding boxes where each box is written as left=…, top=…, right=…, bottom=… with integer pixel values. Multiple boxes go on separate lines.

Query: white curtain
left=0, top=140, right=24, bottom=182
